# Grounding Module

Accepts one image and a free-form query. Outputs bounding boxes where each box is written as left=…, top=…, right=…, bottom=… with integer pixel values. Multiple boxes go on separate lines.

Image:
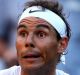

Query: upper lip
left=22, top=51, right=41, bottom=58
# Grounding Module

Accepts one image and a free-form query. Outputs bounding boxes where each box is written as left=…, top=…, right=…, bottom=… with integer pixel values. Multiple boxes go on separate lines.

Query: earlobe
left=57, top=37, right=68, bottom=53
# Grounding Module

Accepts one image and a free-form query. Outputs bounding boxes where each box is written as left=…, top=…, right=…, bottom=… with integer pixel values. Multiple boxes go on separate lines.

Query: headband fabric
left=18, top=6, right=67, bottom=37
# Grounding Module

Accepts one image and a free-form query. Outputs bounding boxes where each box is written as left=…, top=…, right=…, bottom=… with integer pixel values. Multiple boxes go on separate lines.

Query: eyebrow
left=17, top=25, right=27, bottom=30
left=17, top=24, right=50, bottom=30
left=36, top=24, right=50, bottom=30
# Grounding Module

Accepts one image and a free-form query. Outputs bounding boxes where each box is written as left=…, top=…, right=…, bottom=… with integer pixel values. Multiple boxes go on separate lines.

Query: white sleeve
left=0, top=66, right=20, bottom=75
left=0, top=68, right=11, bottom=75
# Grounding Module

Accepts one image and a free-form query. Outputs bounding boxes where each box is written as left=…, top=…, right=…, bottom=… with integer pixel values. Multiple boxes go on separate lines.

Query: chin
left=21, top=62, right=45, bottom=71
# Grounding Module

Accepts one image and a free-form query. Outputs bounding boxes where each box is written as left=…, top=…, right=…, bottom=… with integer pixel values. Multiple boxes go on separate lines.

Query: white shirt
left=0, top=66, right=69, bottom=75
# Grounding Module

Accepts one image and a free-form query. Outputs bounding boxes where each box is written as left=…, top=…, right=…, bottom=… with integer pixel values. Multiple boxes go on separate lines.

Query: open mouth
left=23, top=54, right=40, bottom=58
left=22, top=52, right=41, bottom=59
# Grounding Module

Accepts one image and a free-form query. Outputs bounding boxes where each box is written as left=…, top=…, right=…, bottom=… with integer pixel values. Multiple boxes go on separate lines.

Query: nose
left=25, top=33, right=35, bottom=48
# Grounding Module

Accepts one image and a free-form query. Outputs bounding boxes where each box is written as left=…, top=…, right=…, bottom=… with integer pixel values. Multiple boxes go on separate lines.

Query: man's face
left=16, top=17, right=60, bottom=70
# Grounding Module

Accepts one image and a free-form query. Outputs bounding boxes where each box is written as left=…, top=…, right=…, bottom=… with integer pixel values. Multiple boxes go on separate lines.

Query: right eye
left=18, top=31, right=27, bottom=37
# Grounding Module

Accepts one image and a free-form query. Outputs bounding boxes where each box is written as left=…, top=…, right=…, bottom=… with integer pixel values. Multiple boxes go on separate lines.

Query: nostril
left=25, top=43, right=35, bottom=48
left=30, top=44, right=35, bottom=48
left=25, top=44, right=28, bottom=47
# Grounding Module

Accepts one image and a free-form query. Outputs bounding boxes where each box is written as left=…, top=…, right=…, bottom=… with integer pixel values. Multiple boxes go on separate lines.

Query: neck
left=21, top=64, right=56, bottom=75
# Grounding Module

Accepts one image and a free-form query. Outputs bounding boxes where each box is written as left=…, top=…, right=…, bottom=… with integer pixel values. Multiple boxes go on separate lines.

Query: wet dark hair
left=23, top=0, right=71, bottom=41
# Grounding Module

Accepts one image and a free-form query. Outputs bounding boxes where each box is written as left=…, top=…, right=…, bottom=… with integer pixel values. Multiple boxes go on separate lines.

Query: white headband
left=18, top=6, right=67, bottom=37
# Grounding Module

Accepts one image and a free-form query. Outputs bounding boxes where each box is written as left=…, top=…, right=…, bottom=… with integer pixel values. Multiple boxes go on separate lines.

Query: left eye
left=37, top=31, right=47, bottom=38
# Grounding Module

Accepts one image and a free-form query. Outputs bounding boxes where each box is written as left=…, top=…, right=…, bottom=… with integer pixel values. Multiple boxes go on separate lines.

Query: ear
left=57, top=37, right=69, bottom=53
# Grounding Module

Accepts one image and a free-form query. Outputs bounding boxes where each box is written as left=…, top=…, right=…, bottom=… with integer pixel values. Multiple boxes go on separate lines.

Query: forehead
left=18, top=17, right=52, bottom=28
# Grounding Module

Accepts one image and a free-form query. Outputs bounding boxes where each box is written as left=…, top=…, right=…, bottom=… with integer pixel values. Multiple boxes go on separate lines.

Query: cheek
left=45, top=40, right=58, bottom=57
left=16, top=37, right=25, bottom=56
left=36, top=37, right=58, bottom=51
left=36, top=38, right=58, bottom=60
